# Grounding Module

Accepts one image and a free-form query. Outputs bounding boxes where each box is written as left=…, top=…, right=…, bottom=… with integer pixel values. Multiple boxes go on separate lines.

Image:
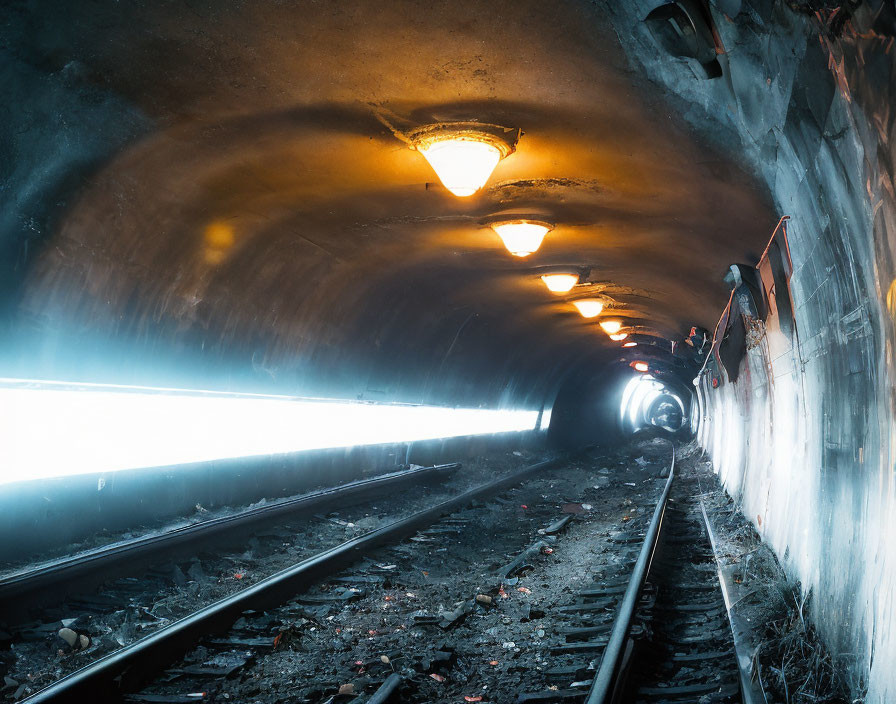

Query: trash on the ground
left=438, top=601, right=473, bottom=629
left=338, top=683, right=355, bottom=695
left=57, top=627, right=90, bottom=653
left=430, top=673, right=445, bottom=682
left=561, top=503, right=590, bottom=514
left=498, top=538, right=557, bottom=578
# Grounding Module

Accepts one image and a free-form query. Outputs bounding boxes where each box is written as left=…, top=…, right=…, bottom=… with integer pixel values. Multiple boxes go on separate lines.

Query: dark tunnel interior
left=1, top=1, right=896, bottom=702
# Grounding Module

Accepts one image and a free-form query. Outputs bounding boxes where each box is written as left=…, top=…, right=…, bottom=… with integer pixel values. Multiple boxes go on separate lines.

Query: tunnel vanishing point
left=2, top=1, right=896, bottom=702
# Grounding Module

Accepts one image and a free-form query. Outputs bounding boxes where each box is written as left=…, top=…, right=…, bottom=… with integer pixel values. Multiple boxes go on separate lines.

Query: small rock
left=57, top=628, right=78, bottom=648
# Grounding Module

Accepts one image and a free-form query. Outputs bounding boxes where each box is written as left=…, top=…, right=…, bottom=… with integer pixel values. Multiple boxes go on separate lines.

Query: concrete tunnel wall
left=603, top=1, right=896, bottom=700
left=6, top=0, right=896, bottom=698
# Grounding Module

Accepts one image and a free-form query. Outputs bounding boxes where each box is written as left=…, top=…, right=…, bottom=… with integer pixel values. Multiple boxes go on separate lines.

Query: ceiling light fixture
left=599, top=319, right=623, bottom=335
left=623, top=341, right=637, bottom=347
left=609, top=332, right=628, bottom=341
left=633, top=361, right=649, bottom=372
left=491, top=220, right=552, bottom=257
left=572, top=299, right=605, bottom=318
left=541, top=273, right=579, bottom=294
left=411, top=122, right=520, bottom=197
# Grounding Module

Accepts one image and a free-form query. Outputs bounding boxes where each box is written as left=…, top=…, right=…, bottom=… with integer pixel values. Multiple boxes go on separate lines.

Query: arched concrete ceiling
left=1, top=0, right=777, bottom=406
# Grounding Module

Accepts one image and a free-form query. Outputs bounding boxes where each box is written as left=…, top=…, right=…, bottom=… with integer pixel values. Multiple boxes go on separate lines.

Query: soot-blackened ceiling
left=0, top=0, right=776, bottom=407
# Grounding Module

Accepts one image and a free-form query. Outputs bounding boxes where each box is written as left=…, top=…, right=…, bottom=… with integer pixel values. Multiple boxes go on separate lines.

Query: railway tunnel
left=1, top=0, right=895, bottom=702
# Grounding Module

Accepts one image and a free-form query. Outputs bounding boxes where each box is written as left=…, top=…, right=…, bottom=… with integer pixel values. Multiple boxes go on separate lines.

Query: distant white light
left=541, top=273, right=578, bottom=293
left=633, top=361, right=649, bottom=372
left=0, top=379, right=539, bottom=486
left=572, top=299, right=604, bottom=318
left=620, top=374, right=663, bottom=425
left=623, top=341, right=637, bottom=347
left=609, top=332, right=628, bottom=341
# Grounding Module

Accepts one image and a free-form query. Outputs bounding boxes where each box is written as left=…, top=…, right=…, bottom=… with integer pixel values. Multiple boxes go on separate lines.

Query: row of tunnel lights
left=412, top=122, right=649, bottom=372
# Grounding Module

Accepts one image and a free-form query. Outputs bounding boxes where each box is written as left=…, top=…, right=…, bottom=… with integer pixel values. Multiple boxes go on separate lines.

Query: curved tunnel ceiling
left=1, top=0, right=777, bottom=408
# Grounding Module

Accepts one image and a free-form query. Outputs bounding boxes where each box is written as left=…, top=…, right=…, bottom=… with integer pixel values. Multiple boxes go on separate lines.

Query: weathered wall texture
left=603, top=1, right=896, bottom=699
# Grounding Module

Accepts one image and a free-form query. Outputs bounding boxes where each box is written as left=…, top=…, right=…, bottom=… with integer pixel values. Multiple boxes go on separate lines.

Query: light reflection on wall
left=619, top=374, right=683, bottom=430
left=0, top=378, right=540, bottom=485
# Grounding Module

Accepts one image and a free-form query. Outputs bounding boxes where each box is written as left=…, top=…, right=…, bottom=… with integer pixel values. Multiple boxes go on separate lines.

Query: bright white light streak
left=0, top=379, right=539, bottom=485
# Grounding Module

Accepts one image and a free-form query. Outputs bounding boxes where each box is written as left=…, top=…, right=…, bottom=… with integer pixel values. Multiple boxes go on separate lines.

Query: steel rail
left=0, top=462, right=459, bottom=612
left=700, top=499, right=767, bottom=704
left=21, top=456, right=564, bottom=704
left=585, top=447, right=675, bottom=704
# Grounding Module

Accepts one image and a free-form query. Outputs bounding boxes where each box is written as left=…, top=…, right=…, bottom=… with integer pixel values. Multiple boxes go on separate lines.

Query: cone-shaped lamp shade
left=633, top=361, right=649, bottom=372
left=600, top=320, right=623, bottom=334
left=492, top=221, right=551, bottom=257
left=623, top=341, right=637, bottom=347
left=572, top=299, right=604, bottom=318
left=541, top=274, right=578, bottom=293
left=609, top=332, right=628, bottom=341
left=417, top=138, right=502, bottom=197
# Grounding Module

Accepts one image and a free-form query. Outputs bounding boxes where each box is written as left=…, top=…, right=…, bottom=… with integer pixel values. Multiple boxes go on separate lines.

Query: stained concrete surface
left=2, top=0, right=896, bottom=701
left=0, top=0, right=773, bottom=412
left=601, top=1, right=896, bottom=700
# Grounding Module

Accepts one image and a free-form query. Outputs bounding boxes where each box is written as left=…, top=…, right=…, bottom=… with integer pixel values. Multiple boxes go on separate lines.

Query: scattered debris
left=56, top=627, right=90, bottom=653
left=497, top=538, right=557, bottom=578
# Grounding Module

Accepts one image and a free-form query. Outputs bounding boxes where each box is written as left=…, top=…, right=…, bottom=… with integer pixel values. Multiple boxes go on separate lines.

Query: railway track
left=615, top=471, right=741, bottom=703
left=6, top=442, right=755, bottom=704
left=515, top=450, right=757, bottom=704
left=11, top=455, right=570, bottom=703
left=117, top=444, right=674, bottom=703
left=0, top=463, right=461, bottom=617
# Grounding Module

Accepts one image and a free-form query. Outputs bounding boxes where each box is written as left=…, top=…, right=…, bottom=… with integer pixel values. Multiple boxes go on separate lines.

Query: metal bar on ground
left=366, top=673, right=402, bottom=703
left=585, top=448, right=675, bottom=704
left=21, top=456, right=563, bottom=704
